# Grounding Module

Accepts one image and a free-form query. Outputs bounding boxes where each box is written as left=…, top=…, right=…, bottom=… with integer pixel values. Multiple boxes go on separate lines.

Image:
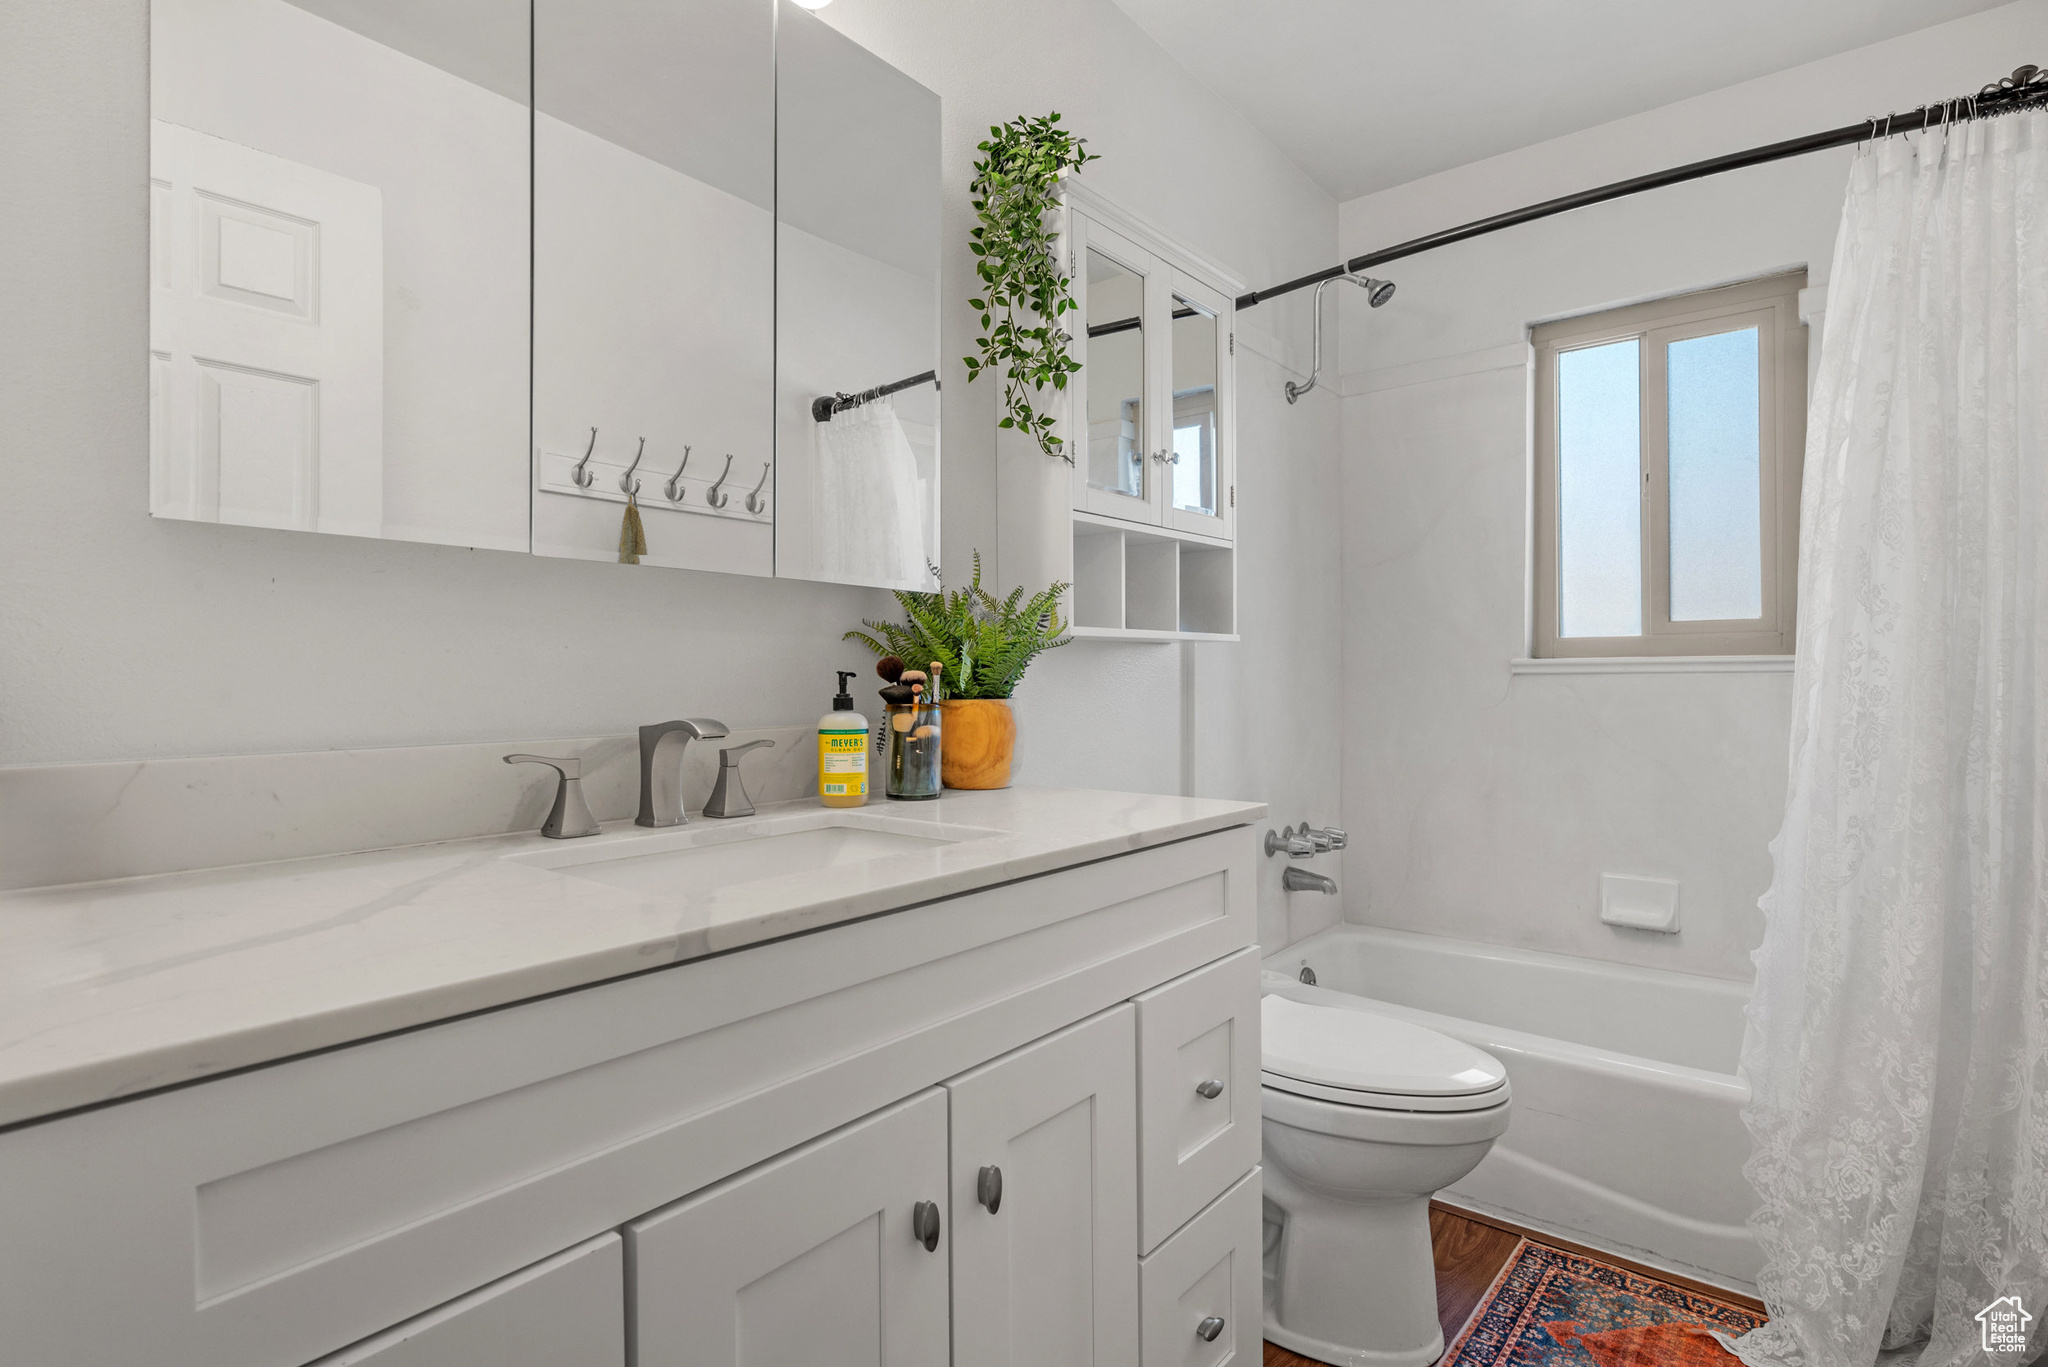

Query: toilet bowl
left=1261, top=993, right=1512, bottom=1367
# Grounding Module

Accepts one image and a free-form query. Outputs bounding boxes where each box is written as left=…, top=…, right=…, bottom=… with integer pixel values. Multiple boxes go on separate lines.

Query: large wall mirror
left=149, top=0, right=531, bottom=550
left=773, top=7, right=941, bottom=591
left=531, top=0, right=776, bottom=576
left=150, top=0, right=940, bottom=589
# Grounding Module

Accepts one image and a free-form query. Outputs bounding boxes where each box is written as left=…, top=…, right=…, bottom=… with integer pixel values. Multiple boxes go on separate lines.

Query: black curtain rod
left=1087, top=305, right=1200, bottom=339
left=1235, top=64, right=2048, bottom=311
left=811, top=369, right=939, bottom=422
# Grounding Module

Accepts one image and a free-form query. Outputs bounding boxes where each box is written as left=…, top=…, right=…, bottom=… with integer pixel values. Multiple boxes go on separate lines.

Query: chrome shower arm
left=1284, top=273, right=1395, bottom=404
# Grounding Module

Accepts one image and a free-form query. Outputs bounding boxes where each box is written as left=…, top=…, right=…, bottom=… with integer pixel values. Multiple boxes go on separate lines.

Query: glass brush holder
left=884, top=699, right=942, bottom=799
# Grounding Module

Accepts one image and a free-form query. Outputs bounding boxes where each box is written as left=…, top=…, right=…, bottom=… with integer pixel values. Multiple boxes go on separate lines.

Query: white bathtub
left=1262, top=926, right=1760, bottom=1288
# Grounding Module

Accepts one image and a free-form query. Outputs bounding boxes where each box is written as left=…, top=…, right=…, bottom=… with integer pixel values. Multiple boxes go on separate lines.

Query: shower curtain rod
left=1233, top=63, right=2048, bottom=311
left=811, top=369, right=939, bottom=422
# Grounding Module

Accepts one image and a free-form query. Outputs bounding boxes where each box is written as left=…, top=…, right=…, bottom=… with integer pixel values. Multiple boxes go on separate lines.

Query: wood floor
left=1263, top=1203, right=1765, bottom=1367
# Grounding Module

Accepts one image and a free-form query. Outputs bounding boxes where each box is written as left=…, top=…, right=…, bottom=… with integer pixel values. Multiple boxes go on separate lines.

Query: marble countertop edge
left=0, top=788, right=1265, bottom=1130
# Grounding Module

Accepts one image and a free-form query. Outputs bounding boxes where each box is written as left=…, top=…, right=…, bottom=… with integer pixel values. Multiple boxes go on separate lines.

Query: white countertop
left=0, top=787, right=1261, bottom=1129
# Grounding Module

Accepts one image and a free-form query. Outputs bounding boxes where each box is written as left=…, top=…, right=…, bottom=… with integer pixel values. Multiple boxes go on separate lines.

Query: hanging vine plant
left=963, top=112, right=1097, bottom=463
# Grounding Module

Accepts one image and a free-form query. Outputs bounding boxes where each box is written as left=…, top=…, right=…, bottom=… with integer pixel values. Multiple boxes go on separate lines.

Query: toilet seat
left=1261, top=995, right=1509, bottom=1113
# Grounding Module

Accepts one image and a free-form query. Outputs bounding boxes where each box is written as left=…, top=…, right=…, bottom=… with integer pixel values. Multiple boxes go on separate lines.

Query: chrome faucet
left=636, top=718, right=730, bottom=827
left=1282, top=866, right=1338, bottom=895
left=704, top=739, right=775, bottom=819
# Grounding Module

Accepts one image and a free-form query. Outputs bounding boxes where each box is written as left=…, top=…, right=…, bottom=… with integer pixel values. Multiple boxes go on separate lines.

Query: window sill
left=1510, top=655, right=1794, bottom=675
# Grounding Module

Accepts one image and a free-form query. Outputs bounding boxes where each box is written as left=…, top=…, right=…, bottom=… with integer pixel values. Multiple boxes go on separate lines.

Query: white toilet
left=1261, top=993, right=1512, bottom=1367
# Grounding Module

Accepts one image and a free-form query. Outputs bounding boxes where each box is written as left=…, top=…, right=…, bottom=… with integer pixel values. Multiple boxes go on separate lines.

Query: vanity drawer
left=1133, top=947, right=1262, bottom=1252
left=1138, top=1168, right=1263, bottom=1367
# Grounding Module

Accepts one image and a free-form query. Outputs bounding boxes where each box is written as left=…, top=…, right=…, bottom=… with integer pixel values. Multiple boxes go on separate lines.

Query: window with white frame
left=1531, top=271, right=1806, bottom=657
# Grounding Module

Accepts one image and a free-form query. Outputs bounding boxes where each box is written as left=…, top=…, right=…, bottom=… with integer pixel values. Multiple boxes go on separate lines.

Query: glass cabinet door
left=1162, top=271, right=1231, bottom=538
left=1074, top=223, right=1159, bottom=522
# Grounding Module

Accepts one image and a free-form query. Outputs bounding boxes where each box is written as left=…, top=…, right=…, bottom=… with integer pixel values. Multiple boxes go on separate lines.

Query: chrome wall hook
left=663, top=445, right=693, bottom=502
left=744, top=463, right=770, bottom=514
left=706, top=453, right=735, bottom=509
left=620, top=437, right=645, bottom=496
left=571, top=427, right=598, bottom=488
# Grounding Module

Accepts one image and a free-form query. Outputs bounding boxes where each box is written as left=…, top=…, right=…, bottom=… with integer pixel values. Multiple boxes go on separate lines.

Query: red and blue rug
left=1443, top=1241, right=1766, bottom=1367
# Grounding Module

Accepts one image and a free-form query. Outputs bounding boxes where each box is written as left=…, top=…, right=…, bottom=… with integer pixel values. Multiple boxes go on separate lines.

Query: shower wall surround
left=1330, top=0, right=2048, bottom=980
left=3, top=0, right=1337, bottom=942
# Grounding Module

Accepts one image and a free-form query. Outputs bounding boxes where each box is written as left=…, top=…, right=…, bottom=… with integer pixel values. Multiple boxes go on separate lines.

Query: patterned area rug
left=1443, top=1241, right=1766, bottom=1367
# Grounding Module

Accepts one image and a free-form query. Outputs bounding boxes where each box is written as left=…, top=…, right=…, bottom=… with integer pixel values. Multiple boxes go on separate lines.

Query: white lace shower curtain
left=1733, top=111, right=2048, bottom=1367
left=814, top=396, right=931, bottom=588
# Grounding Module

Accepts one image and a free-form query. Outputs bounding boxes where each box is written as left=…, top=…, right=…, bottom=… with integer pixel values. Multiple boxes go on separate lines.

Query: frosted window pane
left=1668, top=328, right=1762, bottom=621
left=1558, top=339, right=1642, bottom=637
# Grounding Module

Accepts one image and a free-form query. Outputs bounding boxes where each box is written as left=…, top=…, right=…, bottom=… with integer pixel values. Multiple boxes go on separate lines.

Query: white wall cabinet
left=997, top=182, right=1242, bottom=641
left=0, top=826, right=1260, bottom=1367
left=949, top=1005, right=1140, bottom=1366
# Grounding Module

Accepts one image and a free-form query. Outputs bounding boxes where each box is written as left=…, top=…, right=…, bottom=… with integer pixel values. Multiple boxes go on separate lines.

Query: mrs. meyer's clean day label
left=818, top=670, right=870, bottom=808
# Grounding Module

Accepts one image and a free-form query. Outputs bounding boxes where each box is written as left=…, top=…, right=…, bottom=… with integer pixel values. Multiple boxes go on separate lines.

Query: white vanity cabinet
left=0, top=821, right=1261, bottom=1367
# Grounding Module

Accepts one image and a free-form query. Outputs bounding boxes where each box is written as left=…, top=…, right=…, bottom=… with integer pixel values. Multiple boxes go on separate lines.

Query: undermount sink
left=507, top=809, right=1000, bottom=896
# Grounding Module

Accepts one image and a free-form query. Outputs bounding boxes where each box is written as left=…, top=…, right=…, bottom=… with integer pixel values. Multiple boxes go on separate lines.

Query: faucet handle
left=719, top=738, right=775, bottom=766
left=704, top=739, right=775, bottom=819
left=1263, top=827, right=1315, bottom=859
left=503, top=754, right=601, bottom=839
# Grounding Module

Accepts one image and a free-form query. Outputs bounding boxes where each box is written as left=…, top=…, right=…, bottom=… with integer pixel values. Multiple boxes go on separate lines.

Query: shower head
left=1346, top=274, right=1396, bottom=307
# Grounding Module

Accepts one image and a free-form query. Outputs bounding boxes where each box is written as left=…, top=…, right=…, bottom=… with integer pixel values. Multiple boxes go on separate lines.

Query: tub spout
left=1282, top=866, right=1337, bottom=895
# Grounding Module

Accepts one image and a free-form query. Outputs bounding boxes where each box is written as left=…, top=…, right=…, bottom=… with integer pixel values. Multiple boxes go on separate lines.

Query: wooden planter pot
left=937, top=698, right=1015, bottom=789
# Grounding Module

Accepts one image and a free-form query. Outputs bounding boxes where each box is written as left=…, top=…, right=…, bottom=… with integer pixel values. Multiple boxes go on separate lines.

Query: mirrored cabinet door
left=149, top=0, right=532, bottom=549
left=773, top=5, right=941, bottom=591
left=530, top=0, right=776, bottom=576
left=1075, top=225, right=1159, bottom=524
left=1163, top=272, right=1232, bottom=540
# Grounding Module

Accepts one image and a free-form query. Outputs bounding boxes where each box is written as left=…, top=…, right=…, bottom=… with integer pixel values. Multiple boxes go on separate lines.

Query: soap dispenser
left=818, top=670, right=870, bottom=807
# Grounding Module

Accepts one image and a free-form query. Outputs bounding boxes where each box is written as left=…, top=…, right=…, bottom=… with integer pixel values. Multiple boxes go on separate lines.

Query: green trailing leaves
left=844, top=552, right=1072, bottom=700
left=962, top=112, right=1096, bottom=464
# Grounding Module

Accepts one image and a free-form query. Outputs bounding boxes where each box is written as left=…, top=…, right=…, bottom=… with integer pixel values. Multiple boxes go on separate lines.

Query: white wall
left=1332, top=0, right=2048, bottom=979
left=0, top=0, right=1340, bottom=941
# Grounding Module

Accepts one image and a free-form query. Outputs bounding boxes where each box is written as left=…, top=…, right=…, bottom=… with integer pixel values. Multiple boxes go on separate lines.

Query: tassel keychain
left=619, top=490, right=648, bottom=565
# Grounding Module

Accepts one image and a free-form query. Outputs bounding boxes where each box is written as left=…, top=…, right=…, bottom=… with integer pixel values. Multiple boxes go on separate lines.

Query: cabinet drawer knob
left=1197, top=1315, right=1226, bottom=1342
left=1195, top=1078, right=1225, bottom=1099
left=977, top=1164, right=1004, bottom=1214
left=911, top=1199, right=942, bottom=1252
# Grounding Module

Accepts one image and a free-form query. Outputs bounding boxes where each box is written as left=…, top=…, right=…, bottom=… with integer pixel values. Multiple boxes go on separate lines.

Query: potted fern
left=845, top=553, right=1072, bottom=789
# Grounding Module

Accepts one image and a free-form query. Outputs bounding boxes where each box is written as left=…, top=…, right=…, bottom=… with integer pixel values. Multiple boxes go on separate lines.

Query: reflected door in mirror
left=149, top=0, right=532, bottom=549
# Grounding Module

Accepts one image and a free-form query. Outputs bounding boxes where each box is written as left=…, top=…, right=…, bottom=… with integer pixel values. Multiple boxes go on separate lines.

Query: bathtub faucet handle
left=1264, top=827, right=1315, bottom=859
left=1304, top=825, right=1347, bottom=851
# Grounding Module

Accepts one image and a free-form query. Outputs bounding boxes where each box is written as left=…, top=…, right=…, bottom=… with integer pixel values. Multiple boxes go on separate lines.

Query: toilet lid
left=1261, top=995, right=1507, bottom=1108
